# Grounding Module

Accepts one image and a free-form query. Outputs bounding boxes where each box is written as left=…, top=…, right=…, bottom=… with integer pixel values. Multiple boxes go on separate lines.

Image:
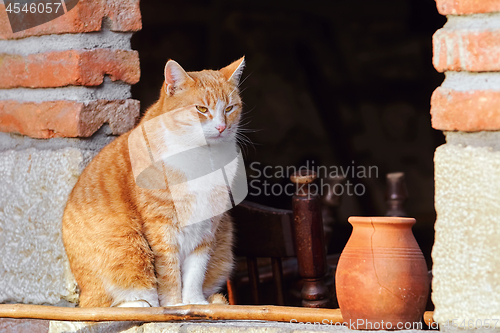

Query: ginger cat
left=62, top=57, right=245, bottom=307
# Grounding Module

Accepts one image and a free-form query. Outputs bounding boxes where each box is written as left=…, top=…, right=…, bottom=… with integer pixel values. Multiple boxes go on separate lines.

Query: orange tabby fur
left=62, top=58, right=245, bottom=307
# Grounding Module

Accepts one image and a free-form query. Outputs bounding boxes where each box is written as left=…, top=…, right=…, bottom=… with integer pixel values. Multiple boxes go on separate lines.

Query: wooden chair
left=227, top=170, right=330, bottom=308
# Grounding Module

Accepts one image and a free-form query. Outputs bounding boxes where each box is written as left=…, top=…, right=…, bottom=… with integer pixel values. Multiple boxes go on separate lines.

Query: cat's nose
left=215, top=124, right=226, bottom=133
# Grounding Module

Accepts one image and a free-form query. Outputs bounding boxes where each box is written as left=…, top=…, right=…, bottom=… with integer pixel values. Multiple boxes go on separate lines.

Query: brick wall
left=0, top=0, right=141, bottom=305
left=431, top=0, right=500, bottom=325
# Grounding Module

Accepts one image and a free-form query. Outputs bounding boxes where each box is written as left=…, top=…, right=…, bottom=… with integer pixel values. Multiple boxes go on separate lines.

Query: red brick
left=431, top=87, right=500, bottom=131
left=0, top=99, right=140, bottom=138
left=433, top=30, right=500, bottom=72
left=0, top=49, right=140, bottom=88
left=105, top=0, right=142, bottom=31
left=0, top=0, right=141, bottom=39
left=436, top=0, right=500, bottom=15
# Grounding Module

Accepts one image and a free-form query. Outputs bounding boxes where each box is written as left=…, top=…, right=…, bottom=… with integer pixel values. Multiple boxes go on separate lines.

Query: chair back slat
left=231, top=201, right=295, bottom=258
left=246, top=257, right=261, bottom=304
left=271, top=257, right=285, bottom=305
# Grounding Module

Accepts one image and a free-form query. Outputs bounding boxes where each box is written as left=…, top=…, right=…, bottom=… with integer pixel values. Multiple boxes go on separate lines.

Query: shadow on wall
left=131, top=0, right=446, bottom=265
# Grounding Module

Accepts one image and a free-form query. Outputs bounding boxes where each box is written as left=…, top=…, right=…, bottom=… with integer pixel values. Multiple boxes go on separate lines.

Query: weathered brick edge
left=433, top=30, right=500, bottom=72
left=0, top=0, right=141, bottom=39
left=431, top=87, right=500, bottom=131
left=0, top=99, right=140, bottom=138
left=0, top=49, right=140, bottom=88
left=436, top=0, right=500, bottom=15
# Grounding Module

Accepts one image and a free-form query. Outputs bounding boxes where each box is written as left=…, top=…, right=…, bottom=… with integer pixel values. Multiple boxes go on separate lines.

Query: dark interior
left=131, top=0, right=447, bottom=268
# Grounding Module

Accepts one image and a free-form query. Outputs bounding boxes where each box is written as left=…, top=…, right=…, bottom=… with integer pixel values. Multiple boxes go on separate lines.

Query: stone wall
left=0, top=0, right=141, bottom=306
left=431, top=0, right=500, bottom=325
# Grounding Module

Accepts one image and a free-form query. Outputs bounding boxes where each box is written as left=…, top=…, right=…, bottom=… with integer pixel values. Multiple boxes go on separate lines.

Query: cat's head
left=147, top=58, right=245, bottom=145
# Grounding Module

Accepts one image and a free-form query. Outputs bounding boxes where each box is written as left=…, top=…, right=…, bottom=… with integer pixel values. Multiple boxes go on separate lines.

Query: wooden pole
left=0, top=304, right=435, bottom=327
left=290, top=170, right=330, bottom=308
left=0, top=304, right=342, bottom=323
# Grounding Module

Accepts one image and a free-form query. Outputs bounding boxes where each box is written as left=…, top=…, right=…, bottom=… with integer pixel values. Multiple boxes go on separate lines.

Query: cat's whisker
left=236, top=132, right=253, bottom=143
left=237, top=138, right=255, bottom=156
left=234, top=120, right=261, bottom=133
left=228, top=86, right=238, bottom=98
left=234, top=126, right=260, bottom=134
left=237, top=72, right=252, bottom=89
left=229, top=86, right=249, bottom=98
left=239, top=109, right=254, bottom=118
left=237, top=128, right=261, bottom=133
left=234, top=134, right=247, bottom=154
left=229, top=73, right=252, bottom=98
left=236, top=117, right=255, bottom=126
left=235, top=132, right=257, bottom=154
left=238, top=86, right=250, bottom=95
left=237, top=140, right=249, bottom=156
left=236, top=113, right=256, bottom=126
left=244, top=105, right=255, bottom=112
left=234, top=123, right=250, bottom=132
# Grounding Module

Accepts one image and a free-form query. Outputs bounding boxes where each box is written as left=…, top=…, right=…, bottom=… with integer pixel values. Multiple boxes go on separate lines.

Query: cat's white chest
left=165, top=141, right=238, bottom=227
left=176, top=219, right=213, bottom=260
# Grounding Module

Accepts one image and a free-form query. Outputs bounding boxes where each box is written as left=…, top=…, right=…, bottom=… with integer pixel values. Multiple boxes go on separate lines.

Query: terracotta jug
left=336, top=217, right=429, bottom=330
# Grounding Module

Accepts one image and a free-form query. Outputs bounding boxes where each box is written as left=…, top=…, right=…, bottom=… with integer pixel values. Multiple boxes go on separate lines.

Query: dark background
left=131, top=0, right=446, bottom=267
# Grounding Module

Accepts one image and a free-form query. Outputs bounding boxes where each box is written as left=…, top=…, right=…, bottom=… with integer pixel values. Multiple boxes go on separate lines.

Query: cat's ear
left=164, top=60, right=194, bottom=96
left=220, top=57, right=245, bottom=86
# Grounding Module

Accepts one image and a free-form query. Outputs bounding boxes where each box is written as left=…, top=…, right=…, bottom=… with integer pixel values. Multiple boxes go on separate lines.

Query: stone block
left=432, top=142, right=500, bottom=325
left=0, top=318, right=49, bottom=333
left=0, top=148, right=83, bottom=305
left=49, top=321, right=141, bottom=333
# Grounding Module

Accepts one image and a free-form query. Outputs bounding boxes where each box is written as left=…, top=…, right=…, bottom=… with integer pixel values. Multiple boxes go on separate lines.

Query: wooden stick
left=0, top=304, right=343, bottom=323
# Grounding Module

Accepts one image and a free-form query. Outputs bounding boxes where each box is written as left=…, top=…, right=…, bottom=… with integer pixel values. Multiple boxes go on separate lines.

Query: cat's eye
left=196, top=106, right=208, bottom=113
left=225, top=105, right=233, bottom=113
